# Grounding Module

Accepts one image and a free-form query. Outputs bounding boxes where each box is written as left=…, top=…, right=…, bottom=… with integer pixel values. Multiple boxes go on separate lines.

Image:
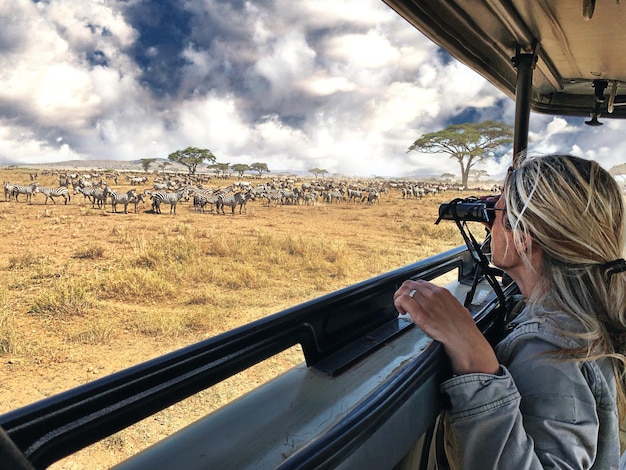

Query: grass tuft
left=73, top=244, right=106, bottom=259
left=70, top=318, right=114, bottom=345
left=95, top=267, right=178, bottom=302
left=29, top=278, right=96, bottom=317
left=0, top=289, right=18, bottom=354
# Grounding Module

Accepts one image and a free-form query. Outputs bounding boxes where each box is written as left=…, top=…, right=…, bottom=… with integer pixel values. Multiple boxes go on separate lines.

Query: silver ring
left=408, top=289, right=417, bottom=299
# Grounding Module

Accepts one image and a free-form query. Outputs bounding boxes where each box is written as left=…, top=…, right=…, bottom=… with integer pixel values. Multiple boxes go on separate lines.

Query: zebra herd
left=4, top=176, right=459, bottom=218
left=3, top=180, right=383, bottom=215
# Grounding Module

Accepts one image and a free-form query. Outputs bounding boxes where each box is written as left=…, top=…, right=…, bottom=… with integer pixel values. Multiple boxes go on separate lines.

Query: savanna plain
left=0, top=168, right=479, bottom=469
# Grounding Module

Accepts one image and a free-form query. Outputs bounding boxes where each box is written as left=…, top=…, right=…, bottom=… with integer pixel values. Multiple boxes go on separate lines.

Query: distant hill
left=10, top=158, right=189, bottom=173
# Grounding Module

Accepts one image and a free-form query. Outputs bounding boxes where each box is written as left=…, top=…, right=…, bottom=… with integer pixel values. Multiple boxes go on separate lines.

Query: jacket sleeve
left=440, top=328, right=601, bottom=469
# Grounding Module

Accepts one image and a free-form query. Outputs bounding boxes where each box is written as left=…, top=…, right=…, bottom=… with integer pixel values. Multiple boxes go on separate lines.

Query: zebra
left=192, top=188, right=221, bottom=213
left=150, top=187, right=191, bottom=215
left=108, top=189, right=140, bottom=214
left=324, top=189, right=344, bottom=204
left=301, top=190, right=318, bottom=206
left=347, top=188, right=364, bottom=203
left=279, top=188, right=298, bottom=205
left=216, top=191, right=255, bottom=215
left=4, top=182, right=17, bottom=202
left=90, top=186, right=110, bottom=209
left=132, top=193, right=146, bottom=214
left=73, top=185, right=95, bottom=204
left=34, top=186, right=71, bottom=205
left=129, top=176, right=148, bottom=186
left=11, top=182, right=39, bottom=203
left=261, top=189, right=283, bottom=207
left=366, top=190, right=380, bottom=205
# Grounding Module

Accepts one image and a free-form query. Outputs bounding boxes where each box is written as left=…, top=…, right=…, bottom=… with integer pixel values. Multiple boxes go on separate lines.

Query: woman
left=394, top=154, right=626, bottom=468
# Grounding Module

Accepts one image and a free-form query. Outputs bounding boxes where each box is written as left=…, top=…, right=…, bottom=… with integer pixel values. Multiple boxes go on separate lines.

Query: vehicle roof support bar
left=511, top=42, right=538, bottom=157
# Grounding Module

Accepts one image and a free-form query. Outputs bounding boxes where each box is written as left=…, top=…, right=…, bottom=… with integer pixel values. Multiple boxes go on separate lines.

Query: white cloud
left=324, top=31, right=399, bottom=69
left=254, top=31, right=317, bottom=87
left=33, top=65, right=102, bottom=126
left=1, top=0, right=624, bottom=178
left=175, top=93, right=253, bottom=155
left=369, top=82, right=440, bottom=132
left=296, top=73, right=356, bottom=96
left=279, top=0, right=396, bottom=29
left=0, top=121, right=80, bottom=164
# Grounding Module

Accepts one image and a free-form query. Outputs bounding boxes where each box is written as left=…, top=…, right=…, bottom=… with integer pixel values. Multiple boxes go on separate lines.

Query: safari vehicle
left=2, top=0, right=624, bottom=468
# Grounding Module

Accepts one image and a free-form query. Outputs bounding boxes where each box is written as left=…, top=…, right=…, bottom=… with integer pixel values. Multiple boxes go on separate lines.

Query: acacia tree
left=250, top=162, right=270, bottom=177
left=231, top=163, right=251, bottom=178
left=408, top=121, right=513, bottom=188
left=309, top=168, right=328, bottom=179
left=158, top=161, right=172, bottom=174
left=168, top=147, right=216, bottom=175
left=140, top=158, right=157, bottom=173
left=210, top=162, right=231, bottom=178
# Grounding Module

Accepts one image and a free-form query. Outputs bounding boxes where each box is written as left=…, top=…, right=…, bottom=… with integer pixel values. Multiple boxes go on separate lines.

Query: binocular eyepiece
left=437, top=197, right=497, bottom=226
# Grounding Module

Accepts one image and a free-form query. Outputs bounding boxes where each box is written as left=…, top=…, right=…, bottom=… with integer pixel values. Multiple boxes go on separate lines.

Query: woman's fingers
left=395, top=280, right=472, bottom=341
left=394, top=279, right=500, bottom=375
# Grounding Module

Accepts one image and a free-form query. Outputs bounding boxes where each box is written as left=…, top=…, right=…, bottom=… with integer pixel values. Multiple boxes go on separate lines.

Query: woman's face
left=489, top=194, right=521, bottom=271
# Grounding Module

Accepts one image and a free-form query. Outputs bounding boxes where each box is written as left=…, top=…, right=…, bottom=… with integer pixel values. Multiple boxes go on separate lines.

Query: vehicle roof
left=383, top=0, right=626, bottom=121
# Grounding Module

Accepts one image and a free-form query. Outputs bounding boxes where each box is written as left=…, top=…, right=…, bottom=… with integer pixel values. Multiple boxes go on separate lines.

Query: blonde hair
left=503, top=154, right=626, bottom=416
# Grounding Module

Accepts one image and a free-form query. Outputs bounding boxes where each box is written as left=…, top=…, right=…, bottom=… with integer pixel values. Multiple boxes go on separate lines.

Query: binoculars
left=437, top=197, right=498, bottom=226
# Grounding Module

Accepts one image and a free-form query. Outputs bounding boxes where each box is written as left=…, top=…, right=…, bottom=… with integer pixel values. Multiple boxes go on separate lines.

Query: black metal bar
left=0, top=246, right=471, bottom=469
left=512, top=43, right=537, bottom=156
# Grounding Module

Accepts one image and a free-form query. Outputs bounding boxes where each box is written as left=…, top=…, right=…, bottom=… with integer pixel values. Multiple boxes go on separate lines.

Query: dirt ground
left=0, top=170, right=471, bottom=468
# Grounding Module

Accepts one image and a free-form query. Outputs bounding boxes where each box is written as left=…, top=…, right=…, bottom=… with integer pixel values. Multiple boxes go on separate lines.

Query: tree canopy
left=140, top=158, right=156, bottom=173
left=231, top=163, right=251, bottom=178
left=168, top=147, right=216, bottom=175
left=210, top=162, right=231, bottom=177
left=309, top=168, right=328, bottom=178
left=250, top=162, right=270, bottom=177
left=408, top=121, right=513, bottom=188
left=157, top=161, right=172, bottom=174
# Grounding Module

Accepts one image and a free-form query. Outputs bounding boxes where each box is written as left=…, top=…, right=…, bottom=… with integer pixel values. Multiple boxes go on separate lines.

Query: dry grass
left=0, top=168, right=475, bottom=469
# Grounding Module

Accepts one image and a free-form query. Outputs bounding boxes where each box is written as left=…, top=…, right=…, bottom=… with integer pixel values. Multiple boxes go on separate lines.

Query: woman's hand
left=394, top=279, right=500, bottom=376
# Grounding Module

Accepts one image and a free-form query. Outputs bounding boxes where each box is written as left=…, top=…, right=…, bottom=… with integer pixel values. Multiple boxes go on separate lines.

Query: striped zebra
left=366, top=190, right=380, bottom=205
left=192, top=188, right=221, bottom=213
left=34, top=186, right=71, bottom=205
left=73, top=186, right=95, bottom=204
left=11, top=183, right=39, bottom=203
left=150, top=187, right=191, bottom=215
left=324, top=189, right=344, bottom=204
left=72, top=186, right=107, bottom=208
left=108, top=189, right=141, bottom=214
left=216, top=191, right=254, bottom=215
left=301, top=190, right=318, bottom=206
left=347, top=188, right=364, bottom=203
left=280, top=188, right=298, bottom=205
left=133, top=193, right=146, bottom=213
left=91, top=187, right=110, bottom=209
left=261, top=189, right=283, bottom=207
left=4, top=182, right=17, bottom=202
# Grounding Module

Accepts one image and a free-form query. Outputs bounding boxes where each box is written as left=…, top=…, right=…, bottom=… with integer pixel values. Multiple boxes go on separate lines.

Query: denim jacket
left=439, top=304, right=621, bottom=469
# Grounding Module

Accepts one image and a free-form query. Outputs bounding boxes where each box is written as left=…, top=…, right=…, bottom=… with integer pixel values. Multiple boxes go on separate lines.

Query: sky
left=1, top=0, right=625, bottom=180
